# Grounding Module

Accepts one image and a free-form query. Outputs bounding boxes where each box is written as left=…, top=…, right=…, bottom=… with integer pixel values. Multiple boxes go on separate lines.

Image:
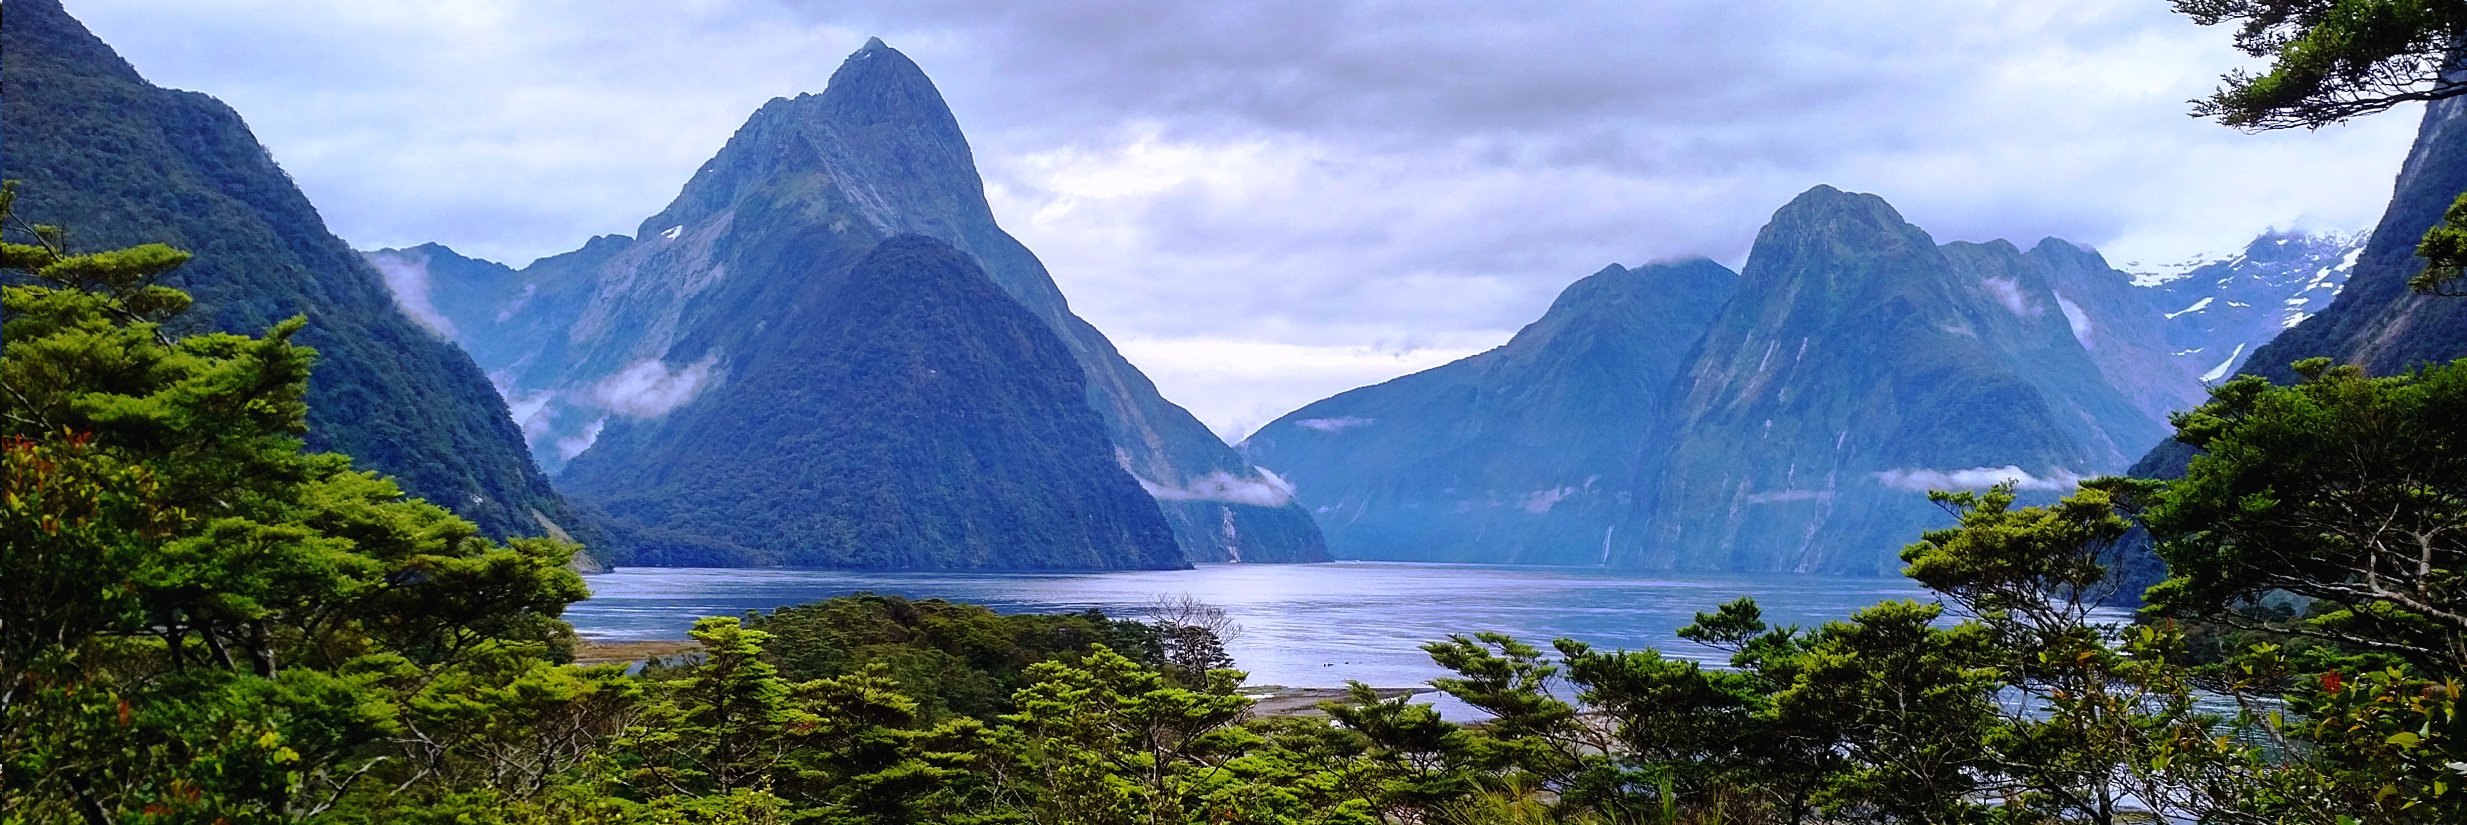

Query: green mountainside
left=1239, top=259, right=1737, bottom=564
left=1630, top=186, right=2165, bottom=574
left=2109, top=79, right=2467, bottom=602
left=0, top=0, right=594, bottom=546
left=556, top=235, right=1186, bottom=569
left=384, top=39, right=1327, bottom=565
left=1247, top=186, right=2173, bottom=572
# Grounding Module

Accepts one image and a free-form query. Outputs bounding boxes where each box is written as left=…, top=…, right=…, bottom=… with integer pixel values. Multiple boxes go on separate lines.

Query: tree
left=2176, top=1, right=2467, bottom=293
left=1141, top=593, right=1242, bottom=682
left=2, top=182, right=591, bottom=822
left=1320, top=681, right=1476, bottom=822
left=2139, top=358, right=2467, bottom=675
left=1901, top=484, right=2246, bottom=824
left=2177, top=0, right=2467, bottom=129
left=998, top=645, right=1255, bottom=825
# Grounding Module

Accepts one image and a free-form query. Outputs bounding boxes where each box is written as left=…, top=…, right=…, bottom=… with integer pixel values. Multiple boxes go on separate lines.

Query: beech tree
left=2140, top=357, right=2467, bottom=673
left=2177, top=1, right=2467, bottom=293
left=2, top=182, right=592, bottom=823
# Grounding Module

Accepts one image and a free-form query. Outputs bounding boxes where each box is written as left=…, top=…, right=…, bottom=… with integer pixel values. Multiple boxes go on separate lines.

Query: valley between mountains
left=374, top=39, right=2393, bottom=576
left=12, top=4, right=2459, bottom=577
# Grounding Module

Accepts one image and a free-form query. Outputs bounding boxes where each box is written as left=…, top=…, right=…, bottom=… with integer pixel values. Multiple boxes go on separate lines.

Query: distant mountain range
left=1237, top=259, right=1737, bottom=565
left=367, top=39, right=1329, bottom=567
left=1, top=0, right=598, bottom=549
left=1245, top=187, right=2371, bottom=574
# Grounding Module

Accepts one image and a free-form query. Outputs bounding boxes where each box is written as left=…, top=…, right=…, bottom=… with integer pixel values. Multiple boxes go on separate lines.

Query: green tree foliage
left=2142, top=358, right=2466, bottom=674
left=2413, top=190, right=2467, bottom=294
left=2176, top=1, right=2467, bottom=293
left=2, top=183, right=593, bottom=823
left=741, top=592, right=1180, bottom=721
left=2177, top=0, right=2467, bottom=129
left=2116, top=357, right=2467, bottom=822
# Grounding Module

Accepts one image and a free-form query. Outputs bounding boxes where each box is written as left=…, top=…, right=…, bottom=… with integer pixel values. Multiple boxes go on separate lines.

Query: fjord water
left=568, top=562, right=1928, bottom=703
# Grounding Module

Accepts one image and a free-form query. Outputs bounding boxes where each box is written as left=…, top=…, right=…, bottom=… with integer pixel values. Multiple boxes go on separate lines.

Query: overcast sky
left=68, top=0, right=2424, bottom=441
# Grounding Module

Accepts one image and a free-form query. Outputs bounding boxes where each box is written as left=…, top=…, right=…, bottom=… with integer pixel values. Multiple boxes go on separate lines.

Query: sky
left=67, top=0, right=2426, bottom=441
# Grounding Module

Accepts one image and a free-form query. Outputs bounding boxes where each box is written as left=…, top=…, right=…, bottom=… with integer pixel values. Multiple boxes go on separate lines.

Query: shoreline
left=571, top=640, right=1432, bottom=717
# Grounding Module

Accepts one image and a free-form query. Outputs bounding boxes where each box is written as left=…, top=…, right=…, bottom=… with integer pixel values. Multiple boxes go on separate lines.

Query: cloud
left=586, top=356, right=717, bottom=417
left=503, top=388, right=556, bottom=439
left=66, top=0, right=2425, bottom=432
left=365, top=250, right=455, bottom=337
left=1295, top=416, right=1375, bottom=433
left=557, top=416, right=607, bottom=459
left=1112, top=335, right=1494, bottom=441
left=1138, top=467, right=1298, bottom=507
left=1873, top=466, right=2083, bottom=493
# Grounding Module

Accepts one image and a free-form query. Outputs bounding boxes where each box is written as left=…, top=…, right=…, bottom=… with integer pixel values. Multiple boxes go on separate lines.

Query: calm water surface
left=568, top=561, right=1931, bottom=713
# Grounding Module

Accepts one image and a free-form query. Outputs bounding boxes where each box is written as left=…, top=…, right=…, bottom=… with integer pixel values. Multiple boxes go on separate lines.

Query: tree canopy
left=2177, top=0, right=2467, bottom=130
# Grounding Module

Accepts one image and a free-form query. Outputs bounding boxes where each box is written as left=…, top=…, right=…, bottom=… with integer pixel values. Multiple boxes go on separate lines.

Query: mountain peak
left=1773, top=184, right=1906, bottom=225
left=1744, top=186, right=1933, bottom=290
left=818, top=37, right=958, bottom=132
left=634, top=35, right=977, bottom=240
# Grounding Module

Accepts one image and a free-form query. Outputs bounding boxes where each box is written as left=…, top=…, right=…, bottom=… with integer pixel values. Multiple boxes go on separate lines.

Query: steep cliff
left=1, top=0, right=594, bottom=545
left=557, top=236, right=1188, bottom=569
left=396, top=39, right=1327, bottom=564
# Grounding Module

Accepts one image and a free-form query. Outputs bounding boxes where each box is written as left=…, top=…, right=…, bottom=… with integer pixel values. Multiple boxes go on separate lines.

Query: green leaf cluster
left=3, top=186, right=598, bottom=824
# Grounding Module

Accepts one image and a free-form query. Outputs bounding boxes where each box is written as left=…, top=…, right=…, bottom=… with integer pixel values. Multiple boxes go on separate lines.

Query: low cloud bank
left=367, top=251, right=456, bottom=338
left=1139, top=467, right=1297, bottom=507
left=588, top=356, right=717, bottom=417
left=1873, top=465, right=2082, bottom=493
left=557, top=417, right=607, bottom=460
left=1295, top=416, right=1375, bottom=433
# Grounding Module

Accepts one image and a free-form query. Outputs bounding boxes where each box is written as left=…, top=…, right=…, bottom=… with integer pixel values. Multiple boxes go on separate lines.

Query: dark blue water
left=566, top=561, right=1931, bottom=709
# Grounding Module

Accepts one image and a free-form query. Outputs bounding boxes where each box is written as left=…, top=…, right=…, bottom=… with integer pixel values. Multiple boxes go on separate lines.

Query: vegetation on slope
left=1, top=0, right=594, bottom=546
left=557, top=235, right=1187, bottom=570
left=10, top=201, right=2466, bottom=822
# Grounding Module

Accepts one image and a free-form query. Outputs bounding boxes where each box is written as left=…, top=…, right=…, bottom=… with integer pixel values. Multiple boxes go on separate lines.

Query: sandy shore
left=1241, top=686, right=1435, bottom=717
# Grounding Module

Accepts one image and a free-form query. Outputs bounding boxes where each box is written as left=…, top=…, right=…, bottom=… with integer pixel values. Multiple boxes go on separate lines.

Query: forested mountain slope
left=1239, top=259, right=1737, bottom=565
left=558, top=236, right=1188, bottom=569
left=384, top=39, right=1327, bottom=565
left=1628, top=187, right=2167, bottom=574
left=0, top=0, right=594, bottom=545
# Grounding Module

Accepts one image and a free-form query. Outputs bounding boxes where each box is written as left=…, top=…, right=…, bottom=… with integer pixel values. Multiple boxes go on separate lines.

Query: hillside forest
left=11, top=1, right=2467, bottom=824
left=5, top=175, right=2466, bottom=822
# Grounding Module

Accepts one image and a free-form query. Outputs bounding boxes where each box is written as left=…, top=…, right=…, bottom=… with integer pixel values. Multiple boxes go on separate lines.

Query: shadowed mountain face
left=1, top=0, right=594, bottom=546
left=2103, top=79, right=2467, bottom=604
left=377, top=39, right=1328, bottom=565
left=556, top=236, right=1188, bottom=570
left=2121, top=83, right=2467, bottom=492
left=1239, top=259, right=1738, bottom=565
left=1628, top=187, right=2168, bottom=574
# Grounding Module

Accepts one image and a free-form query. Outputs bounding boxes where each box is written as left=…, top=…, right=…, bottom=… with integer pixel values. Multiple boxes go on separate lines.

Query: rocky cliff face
left=2119, top=88, right=2467, bottom=494
left=1239, top=259, right=1737, bottom=564
left=387, top=39, right=1328, bottom=564
left=556, top=236, right=1188, bottom=570
left=1, top=0, right=594, bottom=545
left=1625, top=187, right=2166, bottom=574
left=2234, top=98, right=2467, bottom=383
left=2105, top=79, right=2467, bottom=604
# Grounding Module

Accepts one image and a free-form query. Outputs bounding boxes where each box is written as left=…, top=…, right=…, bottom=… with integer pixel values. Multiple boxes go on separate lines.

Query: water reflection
left=567, top=561, right=1932, bottom=715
